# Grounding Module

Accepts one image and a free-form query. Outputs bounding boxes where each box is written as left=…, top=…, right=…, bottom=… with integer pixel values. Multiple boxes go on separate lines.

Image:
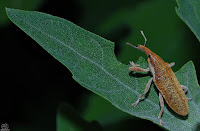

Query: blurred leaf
left=97, top=0, right=198, bottom=71
left=0, top=0, right=44, bottom=27
left=6, top=8, right=200, bottom=131
left=57, top=103, right=101, bottom=131
left=176, top=0, right=200, bottom=42
left=79, top=0, right=139, bottom=31
left=81, top=93, right=132, bottom=126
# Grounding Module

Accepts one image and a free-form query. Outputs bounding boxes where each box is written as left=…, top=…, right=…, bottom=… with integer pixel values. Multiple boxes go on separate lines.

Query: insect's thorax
left=147, top=54, right=167, bottom=79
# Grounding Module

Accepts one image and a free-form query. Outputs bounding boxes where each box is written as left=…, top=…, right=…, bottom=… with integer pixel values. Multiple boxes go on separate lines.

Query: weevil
left=127, top=31, right=191, bottom=125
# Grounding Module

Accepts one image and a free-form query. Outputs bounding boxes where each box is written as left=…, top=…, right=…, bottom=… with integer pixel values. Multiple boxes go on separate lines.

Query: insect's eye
left=148, top=55, right=151, bottom=58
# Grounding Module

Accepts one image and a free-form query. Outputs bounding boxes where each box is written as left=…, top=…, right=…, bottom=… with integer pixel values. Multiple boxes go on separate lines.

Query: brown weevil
left=127, top=31, right=191, bottom=125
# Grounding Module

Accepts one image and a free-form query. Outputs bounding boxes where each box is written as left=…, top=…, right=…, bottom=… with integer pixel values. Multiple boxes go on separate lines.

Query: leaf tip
left=5, top=7, right=11, bottom=14
left=5, top=7, right=13, bottom=19
left=186, top=60, right=195, bottom=67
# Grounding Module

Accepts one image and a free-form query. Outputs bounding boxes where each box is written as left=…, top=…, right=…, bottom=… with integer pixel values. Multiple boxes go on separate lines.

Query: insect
left=127, top=31, right=191, bottom=125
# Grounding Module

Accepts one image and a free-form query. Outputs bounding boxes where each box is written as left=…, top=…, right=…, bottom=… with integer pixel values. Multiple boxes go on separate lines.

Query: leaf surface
left=6, top=8, right=200, bottom=131
left=176, top=0, right=200, bottom=42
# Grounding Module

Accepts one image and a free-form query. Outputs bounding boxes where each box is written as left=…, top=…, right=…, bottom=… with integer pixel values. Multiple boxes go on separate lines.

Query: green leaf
left=81, top=93, right=133, bottom=126
left=6, top=8, right=200, bottom=131
left=57, top=103, right=102, bottom=131
left=176, top=0, right=200, bottom=42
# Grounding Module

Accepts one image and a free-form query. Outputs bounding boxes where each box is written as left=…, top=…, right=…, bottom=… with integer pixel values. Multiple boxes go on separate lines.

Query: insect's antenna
left=126, top=43, right=138, bottom=49
left=140, top=30, right=147, bottom=46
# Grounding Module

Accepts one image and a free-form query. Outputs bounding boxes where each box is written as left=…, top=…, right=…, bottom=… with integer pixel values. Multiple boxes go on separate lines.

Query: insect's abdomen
left=155, top=66, right=189, bottom=116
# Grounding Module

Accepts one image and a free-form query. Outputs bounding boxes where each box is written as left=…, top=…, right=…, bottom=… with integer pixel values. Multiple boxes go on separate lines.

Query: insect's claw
left=159, top=119, right=164, bottom=126
left=129, top=61, right=135, bottom=65
left=187, top=98, right=192, bottom=101
left=132, top=103, right=137, bottom=107
left=129, top=61, right=140, bottom=67
left=132, top=100, right=139, bottom=107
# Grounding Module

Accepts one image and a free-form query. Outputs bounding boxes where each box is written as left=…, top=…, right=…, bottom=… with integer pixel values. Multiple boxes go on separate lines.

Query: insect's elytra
left=127, top=31, right=191, bottom=125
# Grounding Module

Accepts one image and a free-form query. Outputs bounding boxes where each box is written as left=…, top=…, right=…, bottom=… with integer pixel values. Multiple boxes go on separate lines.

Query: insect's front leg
left=129, top=61, right=149, bottom=72
left=168, top=62, right=175, bottom=67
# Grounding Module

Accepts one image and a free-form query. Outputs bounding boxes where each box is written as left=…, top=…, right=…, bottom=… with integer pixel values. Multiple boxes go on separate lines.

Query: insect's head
left=126, top=30, right=155, bottom=58
left=127, top=43, right=152, bottom=55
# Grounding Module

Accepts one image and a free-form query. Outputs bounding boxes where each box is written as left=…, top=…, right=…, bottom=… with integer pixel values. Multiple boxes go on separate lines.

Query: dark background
left=1, top=0, right=199, bottom=130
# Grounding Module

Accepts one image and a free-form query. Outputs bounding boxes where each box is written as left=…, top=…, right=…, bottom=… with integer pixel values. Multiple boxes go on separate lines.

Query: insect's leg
left=181, top=85, right=192, bottom=101
left=187, top=98, right=192, bottom=101
left=168, top=62, right=175, bottom=67
left=129, top=61, right=149, bottom=72
left=181, top=85, right=188, bottom=93
left=132, top=77, right=153, bottom=107
left=158, top=92, right=164, bottom=126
